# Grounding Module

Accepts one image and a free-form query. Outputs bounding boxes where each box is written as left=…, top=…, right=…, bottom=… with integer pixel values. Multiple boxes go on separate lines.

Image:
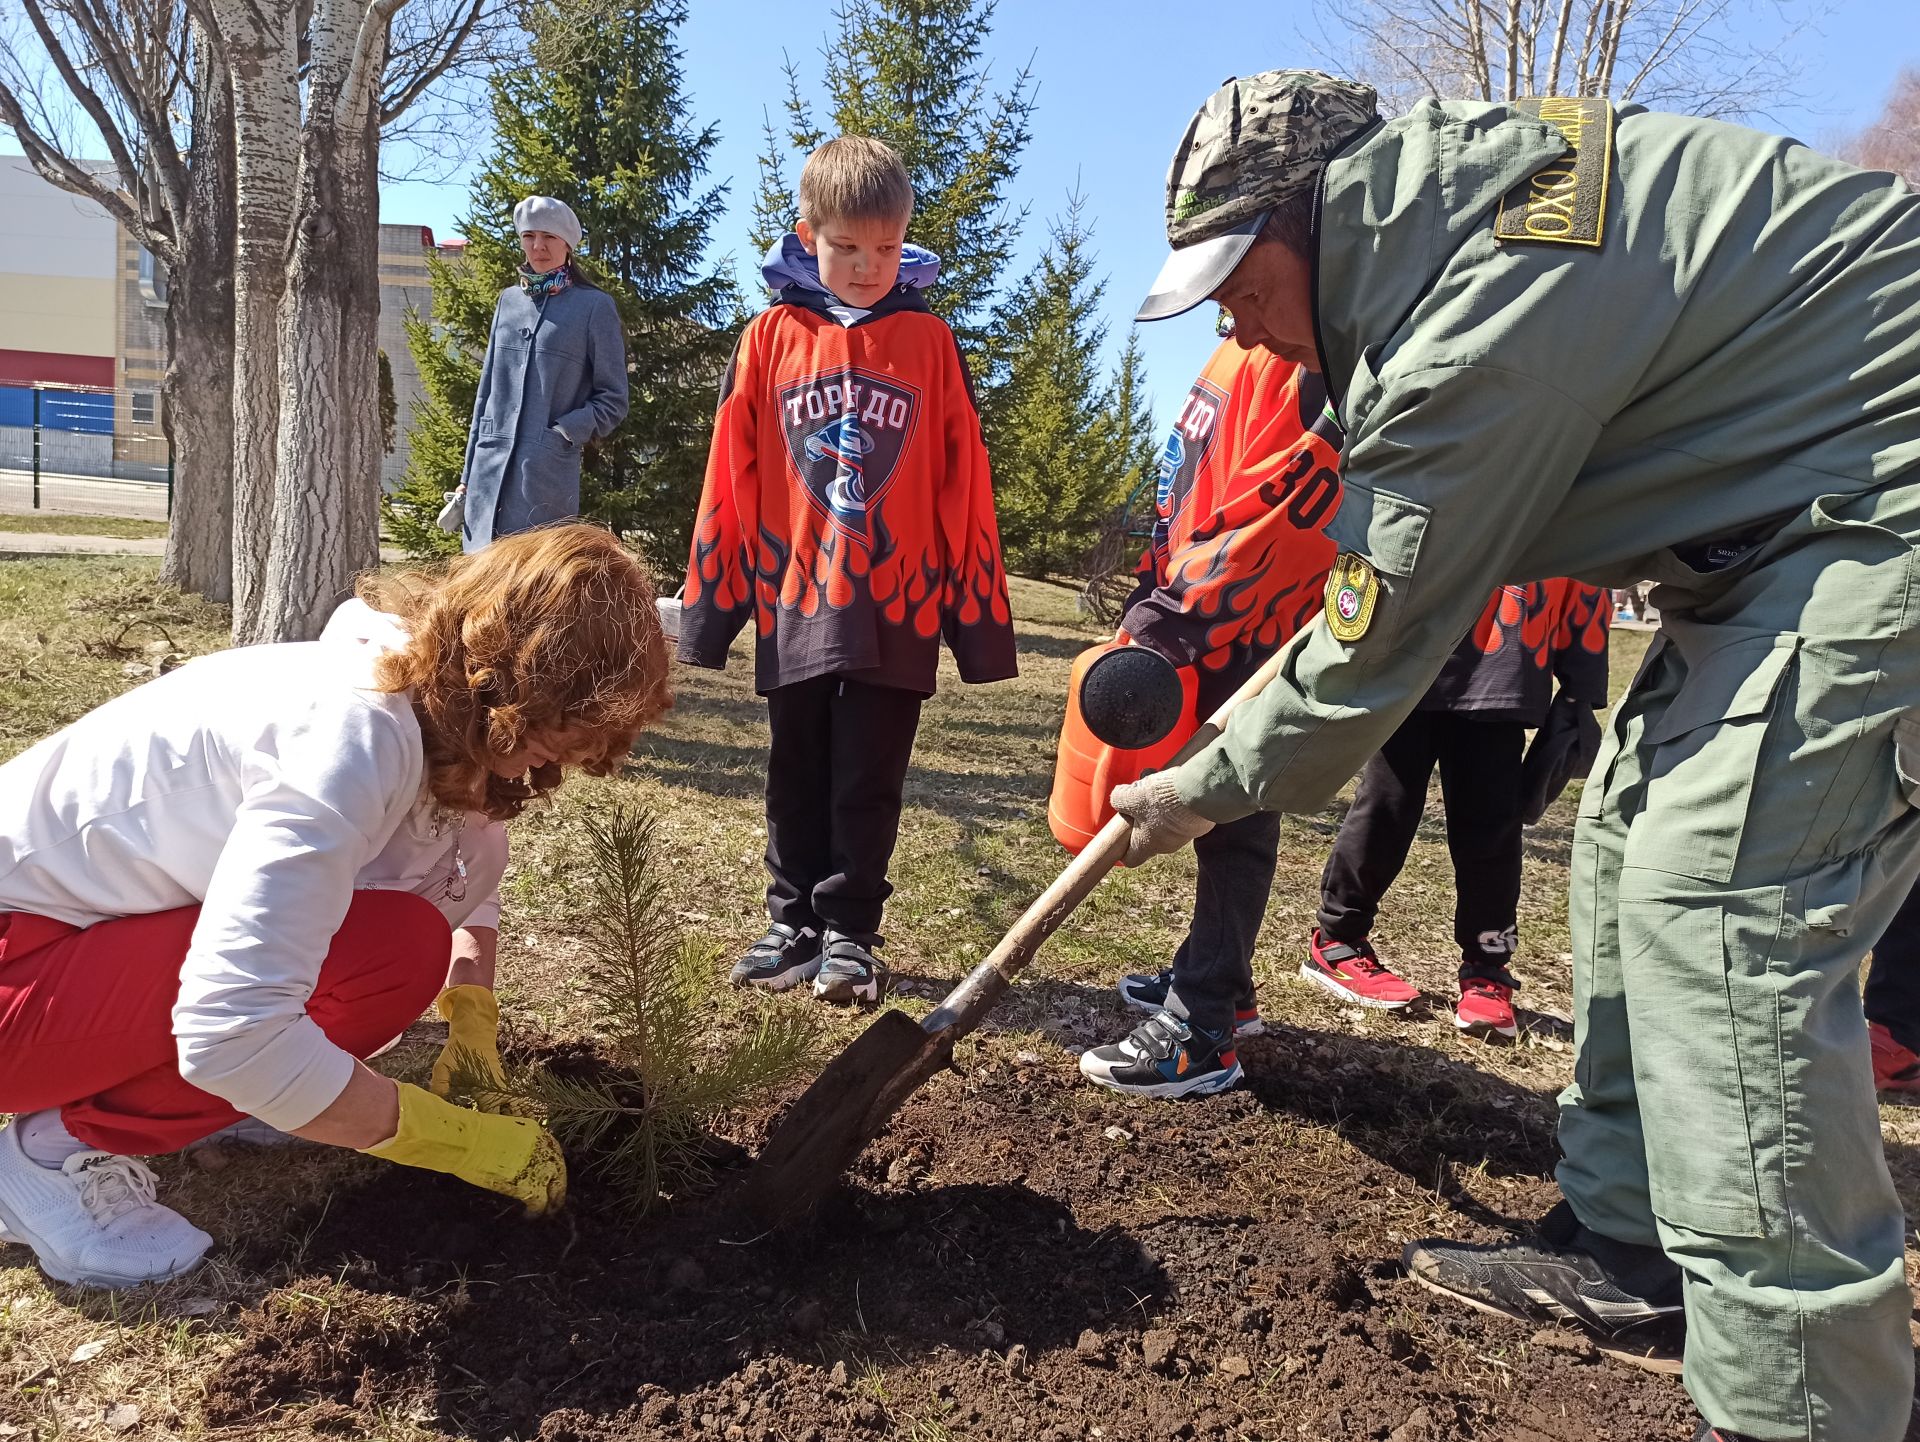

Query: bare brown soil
left=197, top=1035, right=1711, bottom=1442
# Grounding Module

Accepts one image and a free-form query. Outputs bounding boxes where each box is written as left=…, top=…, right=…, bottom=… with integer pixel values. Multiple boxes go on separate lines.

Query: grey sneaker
left=730, top=923, right=822, bottom=992
left=1403, top=1200, right=1682, bottom=1334
left=1116, top=967, right=1265, bottom=1037
left=812, top=932, right=888, bottom=1005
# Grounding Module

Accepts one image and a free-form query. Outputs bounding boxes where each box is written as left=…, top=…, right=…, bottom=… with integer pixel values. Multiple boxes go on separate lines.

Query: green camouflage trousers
left=1558, top=484, right=1920, bottom=1442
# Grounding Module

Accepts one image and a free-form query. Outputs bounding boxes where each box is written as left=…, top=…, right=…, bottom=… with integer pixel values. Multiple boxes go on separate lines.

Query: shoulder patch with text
left=1324, top=553, right=1380, bottom=642
left=1494, top=97, right=1614, bottom=248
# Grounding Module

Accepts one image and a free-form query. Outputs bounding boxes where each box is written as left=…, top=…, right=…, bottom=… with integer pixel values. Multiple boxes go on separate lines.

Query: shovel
left=736, top=644, right=1292, bottom=1226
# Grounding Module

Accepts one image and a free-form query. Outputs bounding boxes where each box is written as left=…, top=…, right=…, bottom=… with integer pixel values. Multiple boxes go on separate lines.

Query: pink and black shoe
left=1302, top=930, right=1419, bottom=1010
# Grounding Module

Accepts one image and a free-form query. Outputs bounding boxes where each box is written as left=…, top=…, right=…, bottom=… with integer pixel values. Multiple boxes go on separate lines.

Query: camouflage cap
left=1137, top=70, right=1379, bottom=322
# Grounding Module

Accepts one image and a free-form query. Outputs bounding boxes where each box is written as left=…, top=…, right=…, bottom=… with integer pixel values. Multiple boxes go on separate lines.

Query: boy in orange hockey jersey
left=677, top=136, right=1016, bottom=1006
left=1078, top=339, right=1343, bottom=1097
left=1307, top=580, right=1612, bottom=1038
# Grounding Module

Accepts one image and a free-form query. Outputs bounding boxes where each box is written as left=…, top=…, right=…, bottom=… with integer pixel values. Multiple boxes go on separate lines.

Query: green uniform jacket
left=1175, top=99, right=1920, bottom=823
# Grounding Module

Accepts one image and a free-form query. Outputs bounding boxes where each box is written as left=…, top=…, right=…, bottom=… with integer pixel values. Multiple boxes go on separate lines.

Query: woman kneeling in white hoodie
left=0, top=524, right=668, bottom=1288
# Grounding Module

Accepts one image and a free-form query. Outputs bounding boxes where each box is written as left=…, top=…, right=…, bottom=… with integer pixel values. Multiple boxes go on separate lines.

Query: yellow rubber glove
left=430, top=985, right=526, bottom=1114
left=362, top=1082, right=567, bottom=1216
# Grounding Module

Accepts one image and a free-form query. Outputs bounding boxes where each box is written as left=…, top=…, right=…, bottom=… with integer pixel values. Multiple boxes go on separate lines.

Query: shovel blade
left=737, top=1007, right=931, bottom=1227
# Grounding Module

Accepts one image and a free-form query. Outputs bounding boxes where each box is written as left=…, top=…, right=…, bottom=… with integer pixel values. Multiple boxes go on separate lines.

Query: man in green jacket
left=1116, top=70, right=1920, bottom=1442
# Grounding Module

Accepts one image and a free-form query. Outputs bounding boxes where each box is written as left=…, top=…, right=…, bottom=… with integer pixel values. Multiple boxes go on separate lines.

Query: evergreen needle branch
left=467, top=800, right=821, bottom=1212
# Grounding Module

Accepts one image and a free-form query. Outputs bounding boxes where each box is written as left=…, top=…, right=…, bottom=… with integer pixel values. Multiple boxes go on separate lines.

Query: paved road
left=0, top=531, right=166, bottom=556
left=0, top=467, right=169, bottom=521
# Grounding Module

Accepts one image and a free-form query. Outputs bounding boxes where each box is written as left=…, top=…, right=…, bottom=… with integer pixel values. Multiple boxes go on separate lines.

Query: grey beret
left=513, top=195, right=582, bottom=250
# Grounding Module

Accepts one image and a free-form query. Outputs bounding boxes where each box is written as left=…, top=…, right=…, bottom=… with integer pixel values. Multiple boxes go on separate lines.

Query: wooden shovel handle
left=921, top=643, right=1294, bottom=1037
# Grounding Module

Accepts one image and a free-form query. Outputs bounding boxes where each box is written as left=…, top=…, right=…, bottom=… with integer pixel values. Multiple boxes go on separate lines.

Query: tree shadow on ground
left=651, top=690, right=768, bottom=736
left=884, top=960, right=1561, bottom=1238
left=217, top=1170, right=1165, bottom=1442
left=938, top=714, right=1060, bottom=743
left=889, top=969, right=1122, bottom=1050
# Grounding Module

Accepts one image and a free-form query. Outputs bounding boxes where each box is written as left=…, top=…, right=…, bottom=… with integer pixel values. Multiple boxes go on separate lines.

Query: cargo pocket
left=1319, top=480, right=1430, bottom=655
left=1625, top=637, right=1797, bottom=884
left=1621, top=900, right=1768, bottom=1237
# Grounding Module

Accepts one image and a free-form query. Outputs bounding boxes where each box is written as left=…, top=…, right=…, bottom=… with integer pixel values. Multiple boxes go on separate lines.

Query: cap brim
left=1135, top=213, right=1265, bottom=322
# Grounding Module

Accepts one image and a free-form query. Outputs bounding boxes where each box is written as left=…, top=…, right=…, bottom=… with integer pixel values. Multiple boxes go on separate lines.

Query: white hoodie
left=0, top=600, right=507, bottom=1133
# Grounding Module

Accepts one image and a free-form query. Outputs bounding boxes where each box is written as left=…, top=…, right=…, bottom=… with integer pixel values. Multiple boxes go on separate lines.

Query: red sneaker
left=1455, top=976, right=1518, bottom=1039
left=1302, top=930, right=1420, bottom=1010
left=1870, top=1023, right=1920, bottom=1092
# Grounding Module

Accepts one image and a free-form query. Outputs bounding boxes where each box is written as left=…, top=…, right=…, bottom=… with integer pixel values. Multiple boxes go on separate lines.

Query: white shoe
left=0, top=1125, right=212, bottom=1288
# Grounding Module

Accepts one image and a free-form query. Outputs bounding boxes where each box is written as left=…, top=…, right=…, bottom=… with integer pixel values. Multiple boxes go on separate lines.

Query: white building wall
left=0, top=158, right=117, bottom=280
left=0, top=158, right=118, bottom=361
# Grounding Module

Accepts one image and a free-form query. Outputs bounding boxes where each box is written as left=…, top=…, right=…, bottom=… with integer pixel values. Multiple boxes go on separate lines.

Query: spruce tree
left=750, top=0, right=1035, bottom=356
left=1099, top=329, right=1158, bottom=517
left=986, top=192, right=1146, bottom=577
left=1077, top=328, right=1161, bottom=618
left=387, top=0, right=739, bottom=566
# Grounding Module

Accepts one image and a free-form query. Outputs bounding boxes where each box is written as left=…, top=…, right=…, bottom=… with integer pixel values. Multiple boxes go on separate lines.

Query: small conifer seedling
left=451, top=801, right=820, bottom=1211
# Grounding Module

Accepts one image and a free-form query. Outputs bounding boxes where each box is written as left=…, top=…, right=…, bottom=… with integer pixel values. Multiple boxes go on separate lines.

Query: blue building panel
left=0, top=386, right=115, bottom=433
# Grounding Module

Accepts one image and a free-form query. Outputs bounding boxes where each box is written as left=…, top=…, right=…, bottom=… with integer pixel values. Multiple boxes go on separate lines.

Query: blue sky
left=13, top=0, right=1916, bottom=440
left=384, top=0, right=1913, bottom=437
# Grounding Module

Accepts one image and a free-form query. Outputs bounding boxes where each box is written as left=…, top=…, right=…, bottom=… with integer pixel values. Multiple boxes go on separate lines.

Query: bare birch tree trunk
left=1545, top=0, right=1578, bottom=94
left=252, top=0, right=396, bottom=643
left=160, top=24, right=237, bottom=602
left=216, top=0, right=300, bottom=644
left=1321, top=0, right=1800, bottom=115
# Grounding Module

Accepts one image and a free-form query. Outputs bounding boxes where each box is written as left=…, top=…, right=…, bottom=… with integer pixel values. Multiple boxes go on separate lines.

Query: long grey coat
left=460, top=278, right=628, bottom=551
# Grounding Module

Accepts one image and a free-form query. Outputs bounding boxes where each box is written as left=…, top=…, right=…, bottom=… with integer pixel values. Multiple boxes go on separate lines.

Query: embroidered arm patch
left=1324, top=553, right=1380, bottom=642
left=1494, top=97, right=1614, bottom=248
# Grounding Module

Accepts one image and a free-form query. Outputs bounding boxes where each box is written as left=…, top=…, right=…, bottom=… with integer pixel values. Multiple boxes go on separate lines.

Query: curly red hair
left=359, top=524, right=671, bottom=820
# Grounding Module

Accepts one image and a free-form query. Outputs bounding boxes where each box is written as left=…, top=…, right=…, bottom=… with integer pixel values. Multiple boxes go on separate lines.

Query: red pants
left=0, top=891, right=448, bottom=1155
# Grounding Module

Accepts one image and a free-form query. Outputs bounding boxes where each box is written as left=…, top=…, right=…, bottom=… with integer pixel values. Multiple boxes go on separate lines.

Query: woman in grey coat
left=454, top=196, right=629, bottom=551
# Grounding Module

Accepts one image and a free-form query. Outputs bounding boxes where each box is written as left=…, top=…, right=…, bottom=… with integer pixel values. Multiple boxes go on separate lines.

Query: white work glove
left=436, top=486, right=466, bottom=533
left=1110, top=772, right=1214, bottom=866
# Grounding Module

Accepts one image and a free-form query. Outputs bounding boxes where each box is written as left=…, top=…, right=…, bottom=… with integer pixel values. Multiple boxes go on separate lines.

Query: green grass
left=0, top=558, right=229, bottom=762
left=0, top=512, right=170, bottom=540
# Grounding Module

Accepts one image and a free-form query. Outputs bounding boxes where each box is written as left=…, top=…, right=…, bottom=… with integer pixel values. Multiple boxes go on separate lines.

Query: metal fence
left=0, top=383, right=172, bottom=521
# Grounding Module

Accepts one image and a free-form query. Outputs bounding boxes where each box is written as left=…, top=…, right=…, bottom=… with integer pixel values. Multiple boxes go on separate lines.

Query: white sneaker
left=0, top=1125, right=212, bottom=1288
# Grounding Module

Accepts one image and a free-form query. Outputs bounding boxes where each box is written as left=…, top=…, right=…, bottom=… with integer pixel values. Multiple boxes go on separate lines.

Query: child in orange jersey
left=1309, top=581, right=1612, bottom=1037
left=677, top=136, right=1015, bottom=1005
left=1081, top=338, right=1344, bottom=1098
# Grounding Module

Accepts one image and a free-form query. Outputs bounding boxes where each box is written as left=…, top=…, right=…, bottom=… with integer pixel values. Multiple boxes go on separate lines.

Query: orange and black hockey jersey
left=1120, top=341, right=1344, bottom=675
left=1120, top=339, right=1608, bottom=718
left=1425, top=579, right=1611, bottom=722
left=677, top=287, right=1016, bottom=695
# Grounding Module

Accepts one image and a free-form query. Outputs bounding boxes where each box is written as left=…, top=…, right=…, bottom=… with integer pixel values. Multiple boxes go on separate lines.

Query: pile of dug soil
left=206, top=1033, right=1719, bottom=1441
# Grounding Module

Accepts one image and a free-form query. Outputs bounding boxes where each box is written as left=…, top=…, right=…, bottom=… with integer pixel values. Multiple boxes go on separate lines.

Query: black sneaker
left=729, top=923, right=822, bottom=992
left=1115, top=969, right=1264, bottom=1037
left=812, top=932, right=887, bottom=1005
left=1693, top=1425, right=1758, bottom=1442
left=1402, top=1200, right=1683, bottom=1335
left=1077, top=1011, right=1242, bottom=1098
